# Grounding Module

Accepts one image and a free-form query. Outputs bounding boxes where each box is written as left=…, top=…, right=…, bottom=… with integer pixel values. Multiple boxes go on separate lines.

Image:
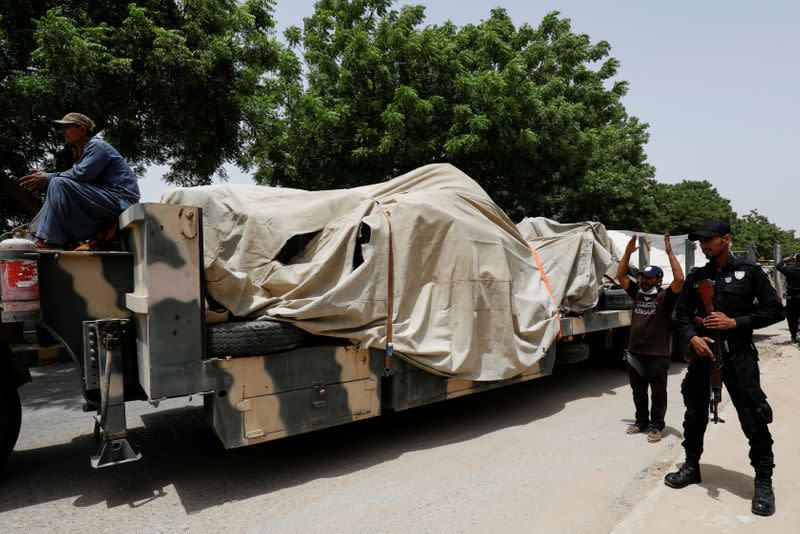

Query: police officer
left=665, top=219, right=784, bottom=516
left=775, top=252, right=800, bottom=343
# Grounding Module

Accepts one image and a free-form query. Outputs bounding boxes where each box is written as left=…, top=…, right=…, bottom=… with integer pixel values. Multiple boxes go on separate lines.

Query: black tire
left=556, top=341, right=591, bottom=364
left=598, top=288, right=634, bottom=310
left=1, top=386, right=22, bottom=465
left=207, top=320, right=309, bottom=357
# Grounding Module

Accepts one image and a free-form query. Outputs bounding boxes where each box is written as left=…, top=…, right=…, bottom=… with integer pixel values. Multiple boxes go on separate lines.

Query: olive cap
left=52, top=112, right=95, bottom=133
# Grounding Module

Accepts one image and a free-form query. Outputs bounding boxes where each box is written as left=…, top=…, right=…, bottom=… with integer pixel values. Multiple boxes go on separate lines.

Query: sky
left=140, top=1, right=800, bottom=234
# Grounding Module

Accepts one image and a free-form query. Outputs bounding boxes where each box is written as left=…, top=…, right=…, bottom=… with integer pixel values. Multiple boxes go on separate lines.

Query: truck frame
left=2, top=203, right=664, bottom=468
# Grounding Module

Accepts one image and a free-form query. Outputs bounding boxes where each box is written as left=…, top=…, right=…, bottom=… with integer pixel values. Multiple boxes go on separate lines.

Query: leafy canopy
left=263, top=2, right=656, bottom=228
left=649, top=180, right=735, bottom=235
left=2, top=0, right=796, bottom=253
left=1, top=0, right=297, bottom=228
left=734, top=210, right=800, bottom=259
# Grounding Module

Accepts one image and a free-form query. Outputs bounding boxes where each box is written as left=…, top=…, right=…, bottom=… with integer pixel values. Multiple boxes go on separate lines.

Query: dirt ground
left=1, top=322, right=797, bottom=533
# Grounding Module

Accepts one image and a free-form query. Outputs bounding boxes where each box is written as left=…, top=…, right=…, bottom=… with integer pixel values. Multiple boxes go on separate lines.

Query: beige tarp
left=518, top=218, right=622, bottom=313
left=162, top=164, right=561, bottom=381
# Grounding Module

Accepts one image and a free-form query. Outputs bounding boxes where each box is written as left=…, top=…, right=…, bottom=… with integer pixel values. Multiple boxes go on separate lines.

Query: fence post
left=774, top=243, right=784, bottom=298
left=746, top=243, right=758, bottom=262
left=638, top=235, right=650, bottom=269
left=684, top=239, right=696, bottom=274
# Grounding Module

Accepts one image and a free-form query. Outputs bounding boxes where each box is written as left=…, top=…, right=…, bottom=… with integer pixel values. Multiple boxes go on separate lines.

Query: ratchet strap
left=529, top=243, right=562, bottom=339
left=376, top=204, right=395, bottom=374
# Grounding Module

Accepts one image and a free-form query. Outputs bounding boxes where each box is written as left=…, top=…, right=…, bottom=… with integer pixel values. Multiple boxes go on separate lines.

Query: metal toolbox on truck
left=203, top=344, right=383, bottom=448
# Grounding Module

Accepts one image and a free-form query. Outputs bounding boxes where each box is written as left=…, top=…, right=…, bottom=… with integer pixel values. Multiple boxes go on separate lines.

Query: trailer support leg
left=87, top=319, right=141, bottom=468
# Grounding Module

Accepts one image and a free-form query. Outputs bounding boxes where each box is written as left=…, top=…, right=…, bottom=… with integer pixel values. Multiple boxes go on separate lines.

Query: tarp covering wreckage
left=163, top=164, right=617, bottom=381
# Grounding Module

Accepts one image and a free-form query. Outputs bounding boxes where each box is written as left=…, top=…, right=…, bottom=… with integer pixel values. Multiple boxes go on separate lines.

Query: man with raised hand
left=616, top=232, right=684, bottom=443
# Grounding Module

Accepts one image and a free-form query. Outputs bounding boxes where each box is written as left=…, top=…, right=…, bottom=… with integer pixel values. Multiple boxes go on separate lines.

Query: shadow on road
left=697, top=463, right=756, bottom=501
left=19, top=362, right=84, bottom=411
left=2, top=358, right=637, bottom=515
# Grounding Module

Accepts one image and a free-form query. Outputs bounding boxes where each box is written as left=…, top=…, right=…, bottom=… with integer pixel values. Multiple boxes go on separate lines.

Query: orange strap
left=376, top=205, right=394, bottom=374
left=529, top=243, right=562, bottom=339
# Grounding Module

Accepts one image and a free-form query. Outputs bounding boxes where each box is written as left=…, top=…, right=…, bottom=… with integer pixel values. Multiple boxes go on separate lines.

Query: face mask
left=640, top=285, right=658, bottom=295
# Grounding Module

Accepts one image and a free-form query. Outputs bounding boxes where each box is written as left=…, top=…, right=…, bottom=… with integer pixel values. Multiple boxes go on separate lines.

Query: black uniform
left=775, top=257, right=800, bottom=341
left=675, top=255, right=784, bottom=475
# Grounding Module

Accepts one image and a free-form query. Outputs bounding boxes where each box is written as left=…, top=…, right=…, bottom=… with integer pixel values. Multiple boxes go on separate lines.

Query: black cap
left=688, top=219, right=732, bottom=241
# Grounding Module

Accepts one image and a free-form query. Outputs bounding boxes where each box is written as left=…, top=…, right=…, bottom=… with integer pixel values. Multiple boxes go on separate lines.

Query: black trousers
left=627, top=353, right=670, bottom=430
left=680, top=350, right=774, bottom=475
left=786, top=296, right=800, bottom=340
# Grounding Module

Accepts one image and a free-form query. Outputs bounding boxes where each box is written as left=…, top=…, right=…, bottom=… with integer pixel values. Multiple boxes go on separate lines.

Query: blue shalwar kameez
left=34, top=137, right=140, bottom=245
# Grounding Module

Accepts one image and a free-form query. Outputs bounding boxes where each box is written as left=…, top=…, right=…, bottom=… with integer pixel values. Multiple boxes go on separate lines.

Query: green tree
left=733, top=210, right=800, bottom=260
left=261, top=2, right=656, bottom=227
left=1, top=0, right=298, bottom=232
left=650, top=180, right=736, bottom=234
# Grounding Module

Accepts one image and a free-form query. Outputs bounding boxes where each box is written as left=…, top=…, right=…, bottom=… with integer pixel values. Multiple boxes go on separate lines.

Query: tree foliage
left=262, top=2, right=656, bottom=228
left=1, top=0, right=297, bottom=230
left=2, top=0, right=796, bottom=252
left=648, top=180, right=736, bottom=234
left=733, top=210, right=800, bottom=260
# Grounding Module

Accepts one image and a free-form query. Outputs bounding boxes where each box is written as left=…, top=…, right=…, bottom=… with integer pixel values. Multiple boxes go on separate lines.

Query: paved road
left=1, top=324, right=797, bottom=533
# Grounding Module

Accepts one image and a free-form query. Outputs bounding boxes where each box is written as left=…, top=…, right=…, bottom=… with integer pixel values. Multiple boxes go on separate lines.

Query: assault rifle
left=696, top=279, right=725, bottom=424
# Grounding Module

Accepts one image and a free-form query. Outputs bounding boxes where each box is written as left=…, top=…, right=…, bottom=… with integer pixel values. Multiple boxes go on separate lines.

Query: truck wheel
left=207, top=320, right=309, bottom=357
left=556, top=341, right=591, bottom=364
left=1, top=386, right=22, bottom=464
left=598, top=288, right=634, bottom=310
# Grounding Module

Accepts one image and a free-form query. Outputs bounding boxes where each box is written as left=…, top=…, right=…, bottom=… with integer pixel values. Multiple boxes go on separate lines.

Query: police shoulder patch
left=735, top=270, right=745, bottom=280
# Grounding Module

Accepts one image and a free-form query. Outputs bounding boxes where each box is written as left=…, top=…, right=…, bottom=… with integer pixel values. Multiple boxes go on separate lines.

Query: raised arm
left=665, top=233, right=685, bottom=294
left=774, top=255, right=800, bottom=282
left=615, top=234, right=638, bottom=291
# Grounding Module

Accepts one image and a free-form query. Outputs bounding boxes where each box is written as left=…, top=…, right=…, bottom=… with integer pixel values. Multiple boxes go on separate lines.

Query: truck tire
left=556, top=341, right=591, bottom=364
left=598, top=288, right=634, bottom=310
left=1, top=387, right=22, bottom=465
left=207, top=320, right=309, bottom=357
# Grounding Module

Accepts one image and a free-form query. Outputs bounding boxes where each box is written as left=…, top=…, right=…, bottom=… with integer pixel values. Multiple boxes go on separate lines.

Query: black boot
left=664, top=456, right=701, bottom=488
left=751, top=476, right=775, bottom=516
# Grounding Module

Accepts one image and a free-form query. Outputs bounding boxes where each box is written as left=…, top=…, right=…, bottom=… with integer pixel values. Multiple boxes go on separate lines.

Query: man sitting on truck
left=616, top=233, right=685, bottom=443
left=19, top=112, right=140, bottom=249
